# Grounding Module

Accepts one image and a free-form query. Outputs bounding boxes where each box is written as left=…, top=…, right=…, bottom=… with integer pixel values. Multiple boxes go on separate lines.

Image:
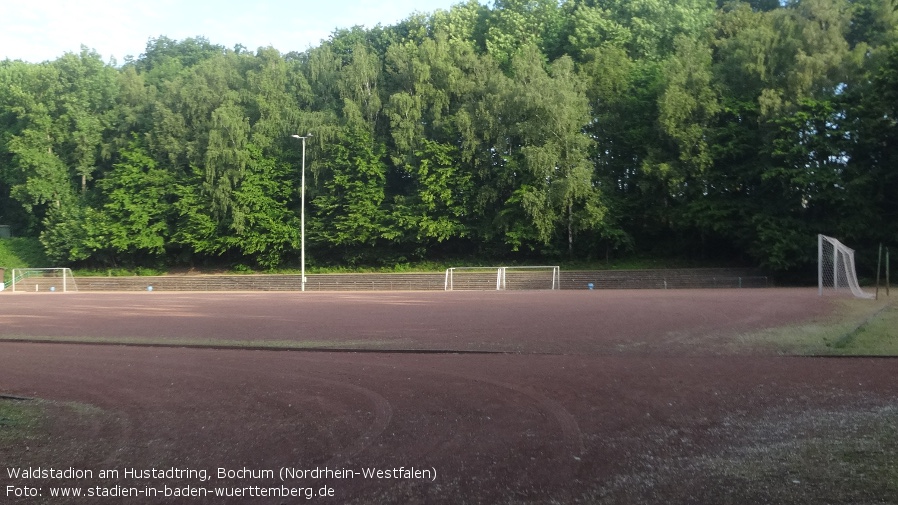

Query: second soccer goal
left=444, top=266, right=560, bottom=291
left=11, top=268, right=78, bottom=293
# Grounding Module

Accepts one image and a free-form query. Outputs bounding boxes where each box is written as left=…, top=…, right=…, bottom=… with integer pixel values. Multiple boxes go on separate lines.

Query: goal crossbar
left=444, top=266, right=560, bottom=291
left=11, top=268, right=78, bottom=292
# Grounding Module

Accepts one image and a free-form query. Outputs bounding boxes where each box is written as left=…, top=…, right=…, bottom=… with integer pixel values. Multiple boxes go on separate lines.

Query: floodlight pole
left=292, top=134, right=313, bottom=292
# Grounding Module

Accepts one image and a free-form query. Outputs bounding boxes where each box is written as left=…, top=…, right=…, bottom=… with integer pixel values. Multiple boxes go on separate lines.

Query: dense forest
left=1, top=0, right=896, bottom=276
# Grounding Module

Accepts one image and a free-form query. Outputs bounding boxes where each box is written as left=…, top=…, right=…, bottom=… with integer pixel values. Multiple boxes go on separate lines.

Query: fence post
left=818, top=234, right=823, bottom=296
left=876, top=243, right=882, bottom=300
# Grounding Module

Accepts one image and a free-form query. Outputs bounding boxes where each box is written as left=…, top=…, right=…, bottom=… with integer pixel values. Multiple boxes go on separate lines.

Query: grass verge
left=829, top=302, right=898, bottom=355
left=0, top=398, right=42, bottom=445
left=734, top=297, right=897, bottom=356
left=0, top=237, right=50, bottom=283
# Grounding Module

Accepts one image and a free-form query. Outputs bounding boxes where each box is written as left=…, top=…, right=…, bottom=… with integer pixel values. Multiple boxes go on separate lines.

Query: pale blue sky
left=1, top=0, right=481, bottom=64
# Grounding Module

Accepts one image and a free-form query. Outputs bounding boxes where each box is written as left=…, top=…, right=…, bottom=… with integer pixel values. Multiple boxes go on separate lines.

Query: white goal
left=818, top=235, right=873, bottom=299
left=11, top=268, right=78, bottom=293
left=444, top=266, right=560, bottom=291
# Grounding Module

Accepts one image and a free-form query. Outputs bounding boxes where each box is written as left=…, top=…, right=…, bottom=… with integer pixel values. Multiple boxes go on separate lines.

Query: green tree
left=132, top=36, right=226, bottom=85
left=658, top=35, right=720, bottom=178
left=707, top=0, right=862, bottom=269
left=597, top=0, right=716, bottom=60
left=53, top=48, right=119, bottom=194
left=311, top=123, right=391, bottom=264
left=220, top=145, right=301, bottom=269
left=500, top=46, right=604, bottom=254
left=337, top=42, right=383, bottom=128
left=0, top=61, right=65, bottom=226
left=579, top=45, right=663, bottom=256
left=564, top=2, right=632, bottom=58
left=485, top=0, right=566, bottom=65
left=77, top=139, right=174, bottom=265
left=391, top=139, right=472, bottom=249
left=430, top=0, right=490, bottom=50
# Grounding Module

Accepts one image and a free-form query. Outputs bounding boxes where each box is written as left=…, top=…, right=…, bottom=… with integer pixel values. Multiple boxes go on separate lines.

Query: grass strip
left=734, top=298, right=897, bottom=356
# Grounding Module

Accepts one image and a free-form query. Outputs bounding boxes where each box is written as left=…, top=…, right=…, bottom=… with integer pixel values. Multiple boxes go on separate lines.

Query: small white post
left=818, top=234, right=823, bottom=296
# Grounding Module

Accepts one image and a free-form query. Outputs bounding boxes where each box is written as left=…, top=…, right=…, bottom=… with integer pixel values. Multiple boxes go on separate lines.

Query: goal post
left=11, top=268, right=78, bottom=293
left=444, top=266, right=560, bottom=291
left=818, top=235, right=873, bottom=299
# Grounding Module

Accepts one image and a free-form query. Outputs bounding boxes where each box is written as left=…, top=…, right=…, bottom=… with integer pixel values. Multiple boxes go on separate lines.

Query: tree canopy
left=1, top=1, right=896, bottom=276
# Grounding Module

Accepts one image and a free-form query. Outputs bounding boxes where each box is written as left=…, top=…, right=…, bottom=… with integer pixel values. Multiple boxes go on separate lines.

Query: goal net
left=11, top=268, right=78, bottom=292
left=444, top=266, right=560, bottom=291
left=818, top=235, right=873, bottom=299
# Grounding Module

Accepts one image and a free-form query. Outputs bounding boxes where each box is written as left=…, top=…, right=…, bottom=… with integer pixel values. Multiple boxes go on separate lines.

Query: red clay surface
left=0, top=289, right=831, bottom=353
left=1, top=289, right=896, bottom=504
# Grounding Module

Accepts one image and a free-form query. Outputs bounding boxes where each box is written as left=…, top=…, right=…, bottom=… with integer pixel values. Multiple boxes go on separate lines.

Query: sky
left=0, top=0, right=477, bottom=64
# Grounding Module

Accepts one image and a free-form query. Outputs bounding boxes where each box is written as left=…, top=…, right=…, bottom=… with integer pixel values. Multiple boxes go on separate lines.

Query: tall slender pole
left=292, top=134, right=313, bottom=292
left=301, top=136, right=306, bottom=292
left=876, top=243, right=882, bottom=300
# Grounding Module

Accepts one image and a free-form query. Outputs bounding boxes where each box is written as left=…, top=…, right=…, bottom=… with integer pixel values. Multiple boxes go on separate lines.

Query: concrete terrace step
left=15, top=268, right=771, bottom=292
left=562, top=268, right=769, bottom=290
left=72, top=273, right=446, bottom=292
